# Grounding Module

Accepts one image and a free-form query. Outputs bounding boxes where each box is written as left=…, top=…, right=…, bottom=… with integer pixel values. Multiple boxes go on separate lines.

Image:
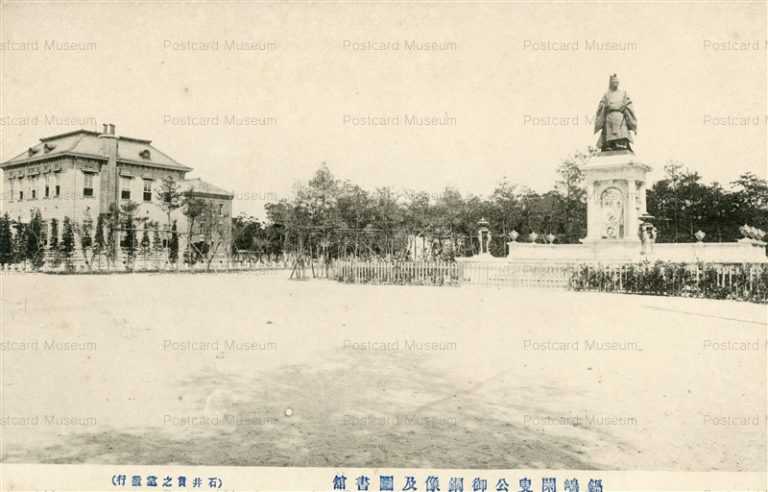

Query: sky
left=0, top=1, right=766, bottom=219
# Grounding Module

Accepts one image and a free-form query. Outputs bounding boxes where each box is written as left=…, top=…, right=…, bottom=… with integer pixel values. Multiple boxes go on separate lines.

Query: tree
left=78, top=210, right=94, bottom=269
left=169, top=220, right=179, bottom=264
left=12, top=219, right=26, bottom=264
left=304, top=164, right=340, bottom=227
left=93, top=214, right=105, bottom=265
left=232, top=213, right=262, bottom=254
left=182, top=197, right=228, bottom=268
left=61, top=217, right=75, bottom=270
left=263, top=222, right=286, bottom=259
left=0, top=214, right=13, bottom=265
left=491, top=179, right=520, bottom=241
left=402, top=190, right=431, bottom=236
left=119, top=201, right=139, bottom=267
left=732, top=172, right=768, bottom=232
left=156, top=175, right=183, bottom=228
left=151, top=222, right=162, bottom=253
left=156, top=176, right=183, bottom=261
left=733, top=172, right=768, bottom=209
left=140, top=225, right=151, bottom=259
left=293, top=163, right=344, bottom=258
left=370, top=187, right=404, bottom=257
left=553, top=151, right=588, bottom=243
left=265, top=198, right=305, bottom=257
left=26, top=210, right=45, bottom=269
left=648, top=163, right=708, bottom=242
left=80, top=211, right=93, bottom=249
left=124, top=214, right=136, bottom=263
left=261, top=157, right=765, bottom=260
left=336, top=182, right=375, bottom=256
left=182, top=195, right=206, bottom=263
left=199, top=201, right=228, bottom=269
left=50, top=218, right=59, bottom=251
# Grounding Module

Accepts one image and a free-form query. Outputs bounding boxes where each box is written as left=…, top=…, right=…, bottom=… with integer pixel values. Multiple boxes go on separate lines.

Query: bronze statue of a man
left=594, top=74, right=637, bottom=152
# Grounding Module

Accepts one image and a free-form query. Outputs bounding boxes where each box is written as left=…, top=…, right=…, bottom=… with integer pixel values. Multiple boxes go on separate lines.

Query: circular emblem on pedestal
left=600, top=187, right=624, bottom=239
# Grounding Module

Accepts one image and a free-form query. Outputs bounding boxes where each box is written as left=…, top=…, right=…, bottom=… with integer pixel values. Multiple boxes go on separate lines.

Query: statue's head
left=609, top=73, right=620, bottom=90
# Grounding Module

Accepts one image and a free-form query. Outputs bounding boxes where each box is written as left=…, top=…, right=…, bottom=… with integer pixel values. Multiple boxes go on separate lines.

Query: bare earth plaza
left=0, top=2, right=766, bottom=491
left=1, top=274, right=766, bottom=472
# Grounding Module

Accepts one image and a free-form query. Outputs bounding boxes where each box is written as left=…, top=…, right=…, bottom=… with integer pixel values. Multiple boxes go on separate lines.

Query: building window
left=121, top=176, right=131, bottom=200
left=9, top=180, right=14, bottom=201
left=19, top=190, right=24, bottom=200
left=218, top=203, right=223, bottom=216
left=32, top=188, right=37, bottom=199
left=83, top=172, right=94, bottom=197
left=54, top=173, right=60, bottom=197
left=30, top=175, right=37, bottom=199
left=143, top=179, right=152, bottom=202
left=44, top=175, right=50, bottom=198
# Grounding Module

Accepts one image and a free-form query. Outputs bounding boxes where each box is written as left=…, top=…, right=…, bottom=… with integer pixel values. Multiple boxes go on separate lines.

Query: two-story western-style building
left=0, top=124, right=233, bottom=257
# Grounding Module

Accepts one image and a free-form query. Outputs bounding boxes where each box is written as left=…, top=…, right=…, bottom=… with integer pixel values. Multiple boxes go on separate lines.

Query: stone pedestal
left=581, top=150, right=651, bottom=251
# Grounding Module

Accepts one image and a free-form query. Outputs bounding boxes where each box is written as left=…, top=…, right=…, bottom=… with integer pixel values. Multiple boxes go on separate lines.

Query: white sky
left=1, top=1, right=766, bottom=219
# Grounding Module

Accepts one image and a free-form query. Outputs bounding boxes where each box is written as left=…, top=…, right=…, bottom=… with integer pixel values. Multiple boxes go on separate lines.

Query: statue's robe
left=594, top=89, right=637, bottom=150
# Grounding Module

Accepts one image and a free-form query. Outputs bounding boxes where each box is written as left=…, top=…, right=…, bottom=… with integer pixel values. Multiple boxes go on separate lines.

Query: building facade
left=0, top=124, right=234, bottom=258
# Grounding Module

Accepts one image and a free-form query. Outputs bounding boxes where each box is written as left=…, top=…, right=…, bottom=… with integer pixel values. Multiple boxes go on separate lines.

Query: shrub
left=569, top=261, right=767, bottom=303
left=0, top=214, right=13, bottom=265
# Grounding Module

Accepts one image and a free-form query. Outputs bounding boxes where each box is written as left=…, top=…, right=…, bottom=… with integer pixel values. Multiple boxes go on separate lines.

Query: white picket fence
left=0, top=257, right=292, bottom=275
left=459, top=261, right=572, bottom=288
left=332, top=260, right=573, bottom=288
left=334, top=260, right=461, bottom=286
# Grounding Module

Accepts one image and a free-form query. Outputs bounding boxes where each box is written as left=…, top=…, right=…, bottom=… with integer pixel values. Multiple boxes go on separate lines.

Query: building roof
left=0, top=129, right=193, bottom=172
left=179, top=177, right=234, bottom=199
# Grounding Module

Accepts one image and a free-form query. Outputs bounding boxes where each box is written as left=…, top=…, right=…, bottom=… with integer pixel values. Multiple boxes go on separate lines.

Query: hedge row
left=569, top=261, right=768, bottom=303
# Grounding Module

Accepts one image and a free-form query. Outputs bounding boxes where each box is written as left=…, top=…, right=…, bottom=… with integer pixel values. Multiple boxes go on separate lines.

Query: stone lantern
left=477, top=218, right=492, bottom=256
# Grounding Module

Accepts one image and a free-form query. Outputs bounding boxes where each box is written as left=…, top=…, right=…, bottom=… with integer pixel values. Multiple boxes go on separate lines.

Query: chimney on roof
left=109, top=124, right=116, bottom=135
left=102, top=123, right=108, bottom=134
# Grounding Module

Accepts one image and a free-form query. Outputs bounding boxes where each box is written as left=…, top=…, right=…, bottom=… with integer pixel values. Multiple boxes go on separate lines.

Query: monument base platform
left=504, top=240, right=640, bottom=263
left=499, top=240, right=768, bottom=264
left=649, top=240, right=768, bottom=263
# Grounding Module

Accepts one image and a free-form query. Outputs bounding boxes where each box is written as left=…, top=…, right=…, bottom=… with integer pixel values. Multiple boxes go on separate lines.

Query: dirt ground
left=0, top=273, right=765, bottom=471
